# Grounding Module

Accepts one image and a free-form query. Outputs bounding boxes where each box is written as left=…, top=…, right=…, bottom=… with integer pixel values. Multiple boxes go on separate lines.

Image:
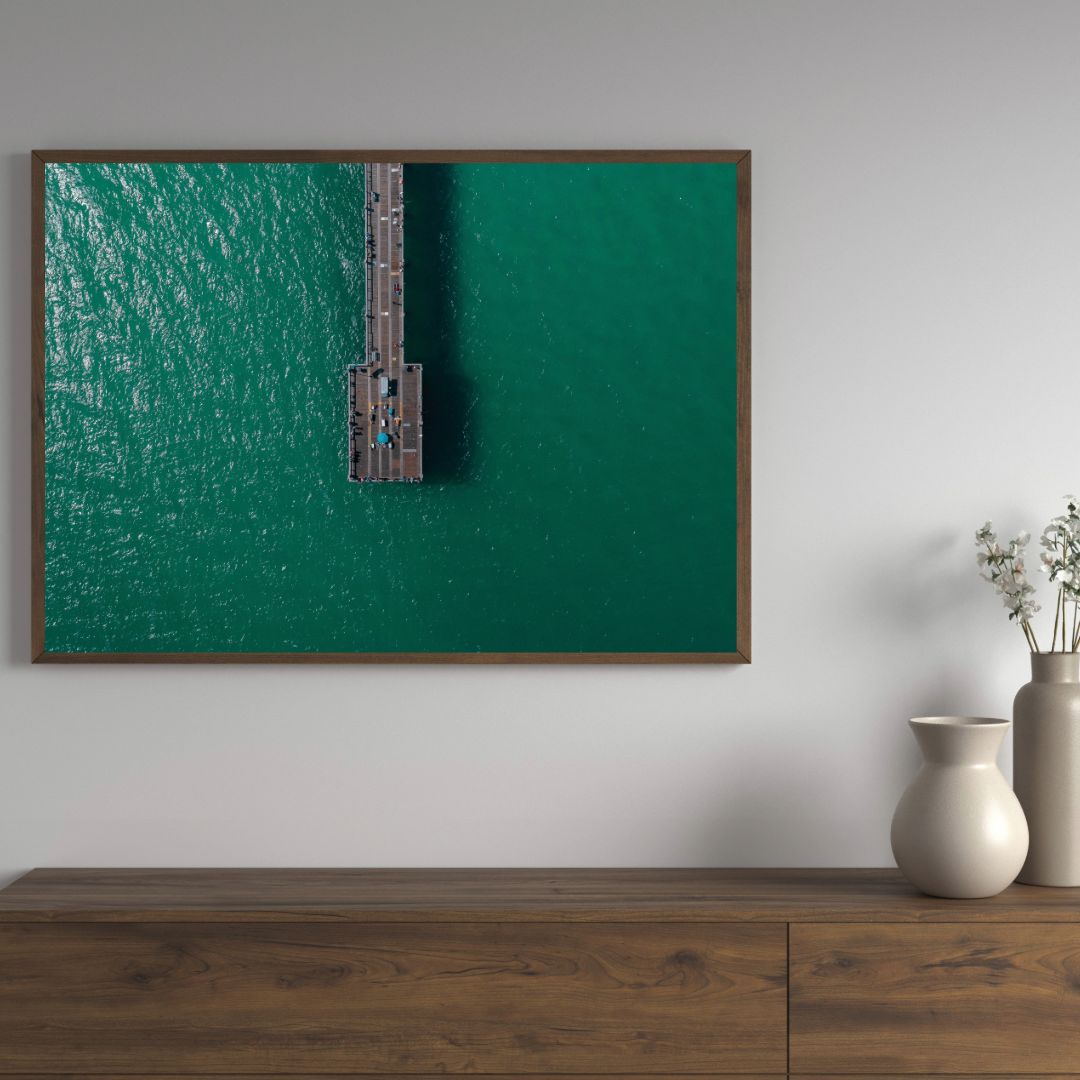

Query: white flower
left=977, top=518, right=1042, bottom=634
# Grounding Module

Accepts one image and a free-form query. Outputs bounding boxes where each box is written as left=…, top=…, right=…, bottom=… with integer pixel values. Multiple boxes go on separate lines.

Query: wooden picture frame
left=31, top=150, right=750, bottom=664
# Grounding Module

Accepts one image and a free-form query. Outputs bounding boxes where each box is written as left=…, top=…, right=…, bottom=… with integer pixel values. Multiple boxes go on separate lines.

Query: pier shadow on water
left=403, top=164, right=474, bottom=484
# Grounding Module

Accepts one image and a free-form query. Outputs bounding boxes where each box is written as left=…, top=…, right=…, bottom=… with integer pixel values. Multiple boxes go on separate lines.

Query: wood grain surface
left=0, top=922, right=785, bottom=1073
left=734, top=151, right=750, bottom=663
left=34, top=150, right=749, bottom=164
left=30, top=153, right=46, bottom=660
left=34, top=651, right=749, bottom=664
left=3, top=867, right=1080, bottom=923
left=790, top=923, right=1080, bottom=1073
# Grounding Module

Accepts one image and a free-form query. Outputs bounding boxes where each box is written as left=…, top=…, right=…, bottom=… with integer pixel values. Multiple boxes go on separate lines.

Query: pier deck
left=349, top=163, right=422, bottom=482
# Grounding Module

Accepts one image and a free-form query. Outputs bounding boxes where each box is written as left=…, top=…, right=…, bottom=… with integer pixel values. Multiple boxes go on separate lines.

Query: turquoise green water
left=44, top=162, right=738, bottom=653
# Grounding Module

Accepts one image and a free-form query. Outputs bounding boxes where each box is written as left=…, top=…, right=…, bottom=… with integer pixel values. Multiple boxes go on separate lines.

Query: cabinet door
left=790, top=924, right=1080, bottom=1073
left=0, top=921, right=786, bottom=1073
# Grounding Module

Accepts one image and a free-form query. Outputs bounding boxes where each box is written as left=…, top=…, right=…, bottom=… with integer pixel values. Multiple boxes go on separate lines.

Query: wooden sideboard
left=1, top=868, right=1080, bottom=1076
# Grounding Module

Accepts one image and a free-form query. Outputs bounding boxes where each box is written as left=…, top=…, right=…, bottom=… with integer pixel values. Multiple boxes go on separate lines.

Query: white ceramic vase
left=891, top=716, right=1029, bottom=898
left=1013, top=652, right=1080, bottom=886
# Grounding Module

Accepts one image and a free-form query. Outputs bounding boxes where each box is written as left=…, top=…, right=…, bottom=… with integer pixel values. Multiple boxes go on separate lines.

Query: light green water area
left=44, top=162, right=738, bottom=652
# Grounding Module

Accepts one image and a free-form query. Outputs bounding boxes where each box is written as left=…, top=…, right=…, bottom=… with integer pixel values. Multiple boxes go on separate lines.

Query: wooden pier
left=349, top=163, right=422, bottom=482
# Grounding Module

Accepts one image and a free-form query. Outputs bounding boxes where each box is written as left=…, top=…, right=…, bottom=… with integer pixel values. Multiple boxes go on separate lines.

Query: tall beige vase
left=1013, top=652, right=1080, bottom=886
left=891, top=717, right=1029, bottom=898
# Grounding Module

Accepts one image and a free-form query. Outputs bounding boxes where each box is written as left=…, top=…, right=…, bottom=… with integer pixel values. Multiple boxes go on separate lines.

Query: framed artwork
left=31, top=150, right=750, bottom=664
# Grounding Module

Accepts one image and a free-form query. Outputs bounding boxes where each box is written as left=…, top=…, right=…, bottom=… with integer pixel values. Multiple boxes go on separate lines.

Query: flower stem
left=1063, top=533, right=1070, bottom=652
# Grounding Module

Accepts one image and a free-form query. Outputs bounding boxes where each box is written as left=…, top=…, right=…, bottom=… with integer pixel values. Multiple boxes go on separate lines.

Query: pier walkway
left=348, top=163, right=422, bottom=482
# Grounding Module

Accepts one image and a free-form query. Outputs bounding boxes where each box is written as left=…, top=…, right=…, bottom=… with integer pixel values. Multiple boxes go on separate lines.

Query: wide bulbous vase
left=1013, top=652, right=1080, bottom=886
left=891, top=716, right=1029, bottom=899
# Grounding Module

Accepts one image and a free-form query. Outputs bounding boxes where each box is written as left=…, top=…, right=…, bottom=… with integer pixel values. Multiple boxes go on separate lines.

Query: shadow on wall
left=869, top=528, right=980, bottom=635
left=688, top=781, right=866, bottom=866
left=403, top=163, right=475, bottom=484
left=863, top=525, right=1028, bottom=721
left=683, top=725, right=917, bottom=866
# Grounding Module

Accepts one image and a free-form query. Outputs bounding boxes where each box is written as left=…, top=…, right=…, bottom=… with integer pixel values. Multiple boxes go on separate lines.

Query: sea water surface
left=44, top=162, right=738, bottom=652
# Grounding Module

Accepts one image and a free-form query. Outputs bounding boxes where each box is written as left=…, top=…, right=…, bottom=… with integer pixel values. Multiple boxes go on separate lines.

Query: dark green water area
left=44, top=162, right=738, bottom=652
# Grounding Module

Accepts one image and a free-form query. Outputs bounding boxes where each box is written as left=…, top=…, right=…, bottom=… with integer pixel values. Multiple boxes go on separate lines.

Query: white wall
left=2, top=0, right=1078, bottom=885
